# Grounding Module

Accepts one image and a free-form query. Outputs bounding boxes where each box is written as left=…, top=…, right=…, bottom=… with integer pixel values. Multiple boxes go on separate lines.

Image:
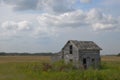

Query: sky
left=0, top=0, right=120, bottom=54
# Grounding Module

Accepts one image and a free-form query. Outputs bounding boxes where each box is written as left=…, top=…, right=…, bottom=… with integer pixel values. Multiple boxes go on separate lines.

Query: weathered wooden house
left=52, top=40, right=102, bottom=69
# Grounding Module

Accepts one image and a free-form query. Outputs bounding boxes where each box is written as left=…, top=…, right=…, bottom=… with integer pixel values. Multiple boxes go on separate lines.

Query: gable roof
left=65, top=40, right=102, bottom=50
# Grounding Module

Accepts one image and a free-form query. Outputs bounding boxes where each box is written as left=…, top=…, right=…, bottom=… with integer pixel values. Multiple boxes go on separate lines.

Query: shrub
left=42, top=63, right=52, bottom=72
left=52, top=60, right=77, bottom=72
left=117, top=53, right=120, bottom=56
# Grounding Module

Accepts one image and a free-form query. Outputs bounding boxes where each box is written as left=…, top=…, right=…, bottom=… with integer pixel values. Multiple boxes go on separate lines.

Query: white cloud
left=92, top=23, right=117, bottom=31
left=87, top=9, right=120, bottom=31
left=17, top=21, right=31, bottom=30
left=37, top=8, right=120, bottom=31
left=1, top=21, right=31, bottom=31
left=37, top=10, right=87, bottom=28
left=0, top=8, right=120, bottom=39
left=0, top=21, right=32, bottom=38
left=86, top=9, right=103, bottom=21
left=0, top=20, right=58, bottom=38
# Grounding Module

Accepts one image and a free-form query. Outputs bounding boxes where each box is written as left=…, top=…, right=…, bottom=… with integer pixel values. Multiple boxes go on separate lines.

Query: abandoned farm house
left=52, top=40, right=102, bottom=69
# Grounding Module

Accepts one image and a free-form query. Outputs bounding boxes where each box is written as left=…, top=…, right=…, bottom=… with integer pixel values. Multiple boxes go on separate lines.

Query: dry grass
left=0, top=56, right=50, bottom=63
left=101, top=56, right=120, bottom=62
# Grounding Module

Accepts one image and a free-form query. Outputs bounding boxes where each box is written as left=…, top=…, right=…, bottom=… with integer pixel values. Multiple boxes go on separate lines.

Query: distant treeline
left=118, top=53, right=120, bottom=56
left=0, top=52, right=53, bottom=56
left=103, top=53, right=120, bottom=56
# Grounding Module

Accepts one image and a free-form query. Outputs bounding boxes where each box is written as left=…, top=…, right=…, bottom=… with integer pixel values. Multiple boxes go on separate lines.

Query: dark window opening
left=83, top=58, right=87, bottom=69
left=70, top=50, right=72, bottom=54
left=92, top=58, right=95, bottom=62
left=69, top=45, right=73, bottom=54
left=83, top=58, right=86, bottom=64
left=70, top=45, right=72, bottom=49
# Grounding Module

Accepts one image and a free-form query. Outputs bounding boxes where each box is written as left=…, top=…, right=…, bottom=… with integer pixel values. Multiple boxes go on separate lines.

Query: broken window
left=92, top=58, right=95, bottom=62
left=69, top=45, right=72, bottom=54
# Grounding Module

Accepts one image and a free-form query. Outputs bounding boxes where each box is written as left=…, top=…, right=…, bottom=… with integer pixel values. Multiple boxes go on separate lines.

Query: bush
left=42, top=63, right=52, bottom=71
left=117, top=53, right=120, bottom=56
left=52, top=60, right=77, bottom=72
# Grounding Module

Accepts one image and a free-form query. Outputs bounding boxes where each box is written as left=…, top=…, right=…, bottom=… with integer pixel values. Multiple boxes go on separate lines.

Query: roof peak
left=69, top=40, right=94, bottom=42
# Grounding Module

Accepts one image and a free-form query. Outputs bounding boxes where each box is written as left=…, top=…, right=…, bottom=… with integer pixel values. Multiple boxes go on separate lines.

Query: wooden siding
left=62, top=41, right=79, bottom=64
left=79, top=51, right=100, bottom=68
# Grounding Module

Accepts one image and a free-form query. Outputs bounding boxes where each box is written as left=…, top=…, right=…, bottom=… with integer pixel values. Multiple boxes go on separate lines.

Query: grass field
left=0, top=56, right=50, bottom=63
left=0, top=56, right=119, bottom=80
left=101, top=56, right=120, bottom=62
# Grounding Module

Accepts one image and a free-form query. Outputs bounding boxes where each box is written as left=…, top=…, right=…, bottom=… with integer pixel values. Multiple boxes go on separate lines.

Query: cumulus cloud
left=0, top=21, right=32, bottom=38
left=1, top=21, right=31, bottom=31
left=37, top=10, right=87, bottom=28
left=37, top=8, right=120, bottom=31
left=3, top=0, right=75, bottom=14
left=92, top=23, right=117, bottom=31
left=87, top=9, right=120, bottom=31
left=0, top=20, right=57, bottom=38
left=0, top=8, right=119, bottom=39
left=91, top=16, right=119, bottom=31
left=80, top=0, right=92, bottom=3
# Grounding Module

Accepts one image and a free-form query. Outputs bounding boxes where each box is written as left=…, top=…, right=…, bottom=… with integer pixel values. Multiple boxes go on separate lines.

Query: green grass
left=0, top=56, right=119, bottom=80
left=0, top=61, right=119, bottom=80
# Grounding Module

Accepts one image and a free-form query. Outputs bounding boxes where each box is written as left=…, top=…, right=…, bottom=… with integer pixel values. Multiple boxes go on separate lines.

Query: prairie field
left=101, top=55, right=120, bottom=62
left=0, top=56, right=119, bottom=80
left=0, top=56, right=50, bottom=63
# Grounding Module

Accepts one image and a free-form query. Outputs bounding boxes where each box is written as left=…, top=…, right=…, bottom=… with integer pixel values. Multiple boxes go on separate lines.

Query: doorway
left=83, top=58, right=87, bottom=69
